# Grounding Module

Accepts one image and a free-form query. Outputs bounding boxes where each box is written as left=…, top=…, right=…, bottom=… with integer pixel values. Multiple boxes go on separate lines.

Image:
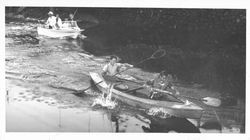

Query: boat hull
left=89, top=72, right=204, bottom=119
left=37, top=27, right=85, bottom=39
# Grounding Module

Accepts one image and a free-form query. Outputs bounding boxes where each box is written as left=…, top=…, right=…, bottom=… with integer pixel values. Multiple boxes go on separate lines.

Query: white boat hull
left=37, top=27, right=85, bottom=39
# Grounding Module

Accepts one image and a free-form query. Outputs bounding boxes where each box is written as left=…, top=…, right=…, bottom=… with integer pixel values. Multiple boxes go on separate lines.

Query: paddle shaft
left=125, top=86, right=144, bottom=93
left=78, top=80, right=103, bottom=93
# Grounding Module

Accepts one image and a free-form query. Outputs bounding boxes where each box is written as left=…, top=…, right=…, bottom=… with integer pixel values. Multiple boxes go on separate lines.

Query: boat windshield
left=62, top=21, right=80, bottom=29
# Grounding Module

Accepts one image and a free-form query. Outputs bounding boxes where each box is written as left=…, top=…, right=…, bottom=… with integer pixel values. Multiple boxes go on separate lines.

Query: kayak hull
left=37, top=27, right=85, bottom=39
left=89, top=72, right=204, bottom=119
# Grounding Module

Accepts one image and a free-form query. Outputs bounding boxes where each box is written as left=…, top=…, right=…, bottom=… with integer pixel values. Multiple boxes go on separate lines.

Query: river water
left=5, top=20, right=245, bottom=133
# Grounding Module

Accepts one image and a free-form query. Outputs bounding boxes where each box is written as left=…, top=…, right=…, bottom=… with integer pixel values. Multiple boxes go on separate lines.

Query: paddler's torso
left=103, top=63, right=121, bottom=76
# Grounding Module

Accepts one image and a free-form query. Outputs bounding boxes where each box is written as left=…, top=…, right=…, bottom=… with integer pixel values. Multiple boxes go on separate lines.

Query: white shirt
left=46, top=16, right=56, bottom=28
left=103, top=63, right=122, bottom=76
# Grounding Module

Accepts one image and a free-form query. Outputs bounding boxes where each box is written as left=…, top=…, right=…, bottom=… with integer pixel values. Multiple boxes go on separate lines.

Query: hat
left=48, top=11, right=53, bottom=15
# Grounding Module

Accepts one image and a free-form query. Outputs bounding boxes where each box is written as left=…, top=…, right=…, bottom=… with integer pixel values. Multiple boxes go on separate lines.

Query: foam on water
left=92, top=92, right=117, bottom=109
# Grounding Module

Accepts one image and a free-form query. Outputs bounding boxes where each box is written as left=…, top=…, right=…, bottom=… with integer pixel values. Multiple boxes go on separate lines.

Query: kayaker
left=146, top=71, right=178, bottom=99
left=102, top=55, right=133, bottom=81
left=55, top=14, right=62, bottom=29
left=45, top=11, right=56, bottom=29
left=102, top=55, right=133, bottom=98
left=155, top=71, right=173, bottom=89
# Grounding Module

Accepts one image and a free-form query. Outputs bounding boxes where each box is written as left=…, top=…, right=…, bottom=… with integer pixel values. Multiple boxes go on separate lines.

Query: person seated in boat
left=55, top=14, right=62, bottom=29
left=146, top=71, right=178, bottom=99
left=45, top=11, right=56, bottom=29
left=102, top=55, right=133, bottom=82
left=69, top=13, right=74, bottom=21
left=62, top=18, right=71, bottom=28
left=68, top=13, right=80, bottom=29
left=61, top=16, right=79, bottom=30
left=101, top=55, right=133, bottom=99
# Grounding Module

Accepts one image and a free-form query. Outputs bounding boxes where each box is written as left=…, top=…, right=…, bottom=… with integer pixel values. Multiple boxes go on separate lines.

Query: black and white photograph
left=3, top=0, right=248, bottom=137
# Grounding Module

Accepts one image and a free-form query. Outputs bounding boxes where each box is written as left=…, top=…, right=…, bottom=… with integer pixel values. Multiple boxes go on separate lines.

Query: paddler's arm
left=123, top=63, right=133, bottom=68
left=101, top=64, right=108, bottom=76
left=45, top=17, right=50, bottom=25
left=160, top=84, right=180, bottom=95
left=117, top=63, right=133, bottom=73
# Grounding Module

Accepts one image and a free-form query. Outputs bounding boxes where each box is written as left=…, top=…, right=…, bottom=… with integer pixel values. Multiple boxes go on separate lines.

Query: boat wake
left=147, top=108, right=174, bottom=119
left=92, top=93, right=117, bottom=109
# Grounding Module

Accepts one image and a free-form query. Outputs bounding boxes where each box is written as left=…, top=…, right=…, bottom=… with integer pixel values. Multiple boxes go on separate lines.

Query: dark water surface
left=81, top=23, right=245, bottom=99
left=5, top=21, right=244, bottom=133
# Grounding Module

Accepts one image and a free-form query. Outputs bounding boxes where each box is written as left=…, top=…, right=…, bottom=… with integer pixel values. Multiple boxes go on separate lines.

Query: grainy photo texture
left=5, top=7, right=245, bottom=133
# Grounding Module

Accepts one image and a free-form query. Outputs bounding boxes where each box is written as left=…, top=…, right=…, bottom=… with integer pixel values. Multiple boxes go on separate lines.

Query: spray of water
left=147, top=108, right=174, bottom=119
left=92, top=92, right=117, bottom=109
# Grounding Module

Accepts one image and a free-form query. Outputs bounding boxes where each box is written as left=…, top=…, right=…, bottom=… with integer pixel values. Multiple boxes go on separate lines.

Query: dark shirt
left=152, top=75, right=173, bottom=90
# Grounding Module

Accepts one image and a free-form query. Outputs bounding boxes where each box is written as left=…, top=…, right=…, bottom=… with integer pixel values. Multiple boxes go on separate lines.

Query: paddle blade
left=202, top=97, right=221, bottom=107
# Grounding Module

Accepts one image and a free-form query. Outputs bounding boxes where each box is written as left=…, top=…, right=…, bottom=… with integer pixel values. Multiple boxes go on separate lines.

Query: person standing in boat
left=55, top=14, right=62, bottom=29
left=45, top=11, right=56, bottom=29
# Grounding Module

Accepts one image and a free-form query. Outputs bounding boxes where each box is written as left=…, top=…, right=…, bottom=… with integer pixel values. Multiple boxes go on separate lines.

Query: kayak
left=89, top=72, right=204, bottom=119
left=37, top=27, right=85, bottom=39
